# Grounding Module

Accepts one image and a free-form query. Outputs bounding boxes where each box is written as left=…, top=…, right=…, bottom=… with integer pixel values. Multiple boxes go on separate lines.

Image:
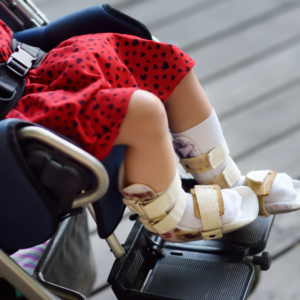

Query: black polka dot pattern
left=0, top=21, right=195, bottom=160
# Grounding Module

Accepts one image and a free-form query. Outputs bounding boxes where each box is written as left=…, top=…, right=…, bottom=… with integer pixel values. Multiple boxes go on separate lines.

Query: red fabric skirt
left=1, top=21, right=195, bottom=160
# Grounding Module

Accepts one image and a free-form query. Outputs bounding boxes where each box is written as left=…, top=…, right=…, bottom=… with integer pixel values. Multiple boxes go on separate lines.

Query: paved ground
left=14, top=0, right=300, bottom=299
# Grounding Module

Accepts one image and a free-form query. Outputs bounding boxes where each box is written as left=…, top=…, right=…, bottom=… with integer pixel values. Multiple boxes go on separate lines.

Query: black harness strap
left=0, top=39, right=46, bottom=120
left=10, top=39, right=46, bottom=70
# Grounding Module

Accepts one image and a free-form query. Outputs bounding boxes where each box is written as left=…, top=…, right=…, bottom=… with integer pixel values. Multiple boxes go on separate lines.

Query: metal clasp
left=6, top=45, right=37, bottom=77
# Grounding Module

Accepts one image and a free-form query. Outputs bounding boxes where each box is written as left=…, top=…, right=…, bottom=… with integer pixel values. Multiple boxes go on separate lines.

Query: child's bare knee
left=130, top=90, right=166, bottom=122
left=122, top=90, right=168, bottom=143
left=130, top=90, right=167, bottom=129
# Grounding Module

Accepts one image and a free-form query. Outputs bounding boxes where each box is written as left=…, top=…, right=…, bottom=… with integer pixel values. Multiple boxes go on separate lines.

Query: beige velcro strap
left=139, top=188, right=187, bottom=234
left=180, top=139, right=229, bottom=174
left=123, top=172, right=181, bottom=220
left=123, top=198, right=145, bottom=216
left=193, top=185, right=223, bottom=240
left=205, top=159, right=241, bottom=189
left=138, top=172, right=182, bottom=219
left=191, top=185, right=224, bottom=219
left=244, top=170, right=277, bottom=217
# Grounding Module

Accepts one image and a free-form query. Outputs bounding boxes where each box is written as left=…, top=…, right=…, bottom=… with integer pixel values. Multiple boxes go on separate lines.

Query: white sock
left=172, top=109, right=232, bottom=184
left=265, top=173, right=297, bottom=205
left=172, top=109, right=242, bottom=221
left=178, top=190, right=242, bottom=229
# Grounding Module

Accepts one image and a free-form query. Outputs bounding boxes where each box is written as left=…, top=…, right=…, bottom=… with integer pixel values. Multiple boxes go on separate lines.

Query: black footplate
left=108, top=214, right=274, bottom=300
left=216, top=215, right=275, bottom=254
left=144, top=255, right=253, bottom=300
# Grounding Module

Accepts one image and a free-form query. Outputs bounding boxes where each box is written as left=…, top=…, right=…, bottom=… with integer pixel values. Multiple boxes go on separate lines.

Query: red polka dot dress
left=0, top=20, right=195, bottom=160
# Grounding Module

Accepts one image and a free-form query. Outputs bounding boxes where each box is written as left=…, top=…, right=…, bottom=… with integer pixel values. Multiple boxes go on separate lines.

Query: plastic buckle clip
left=6, top=45, right=37, bottom=77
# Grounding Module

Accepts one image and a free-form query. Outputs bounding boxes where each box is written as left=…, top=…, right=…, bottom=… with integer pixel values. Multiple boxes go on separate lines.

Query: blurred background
left=24, top=0, right=300, bottom=299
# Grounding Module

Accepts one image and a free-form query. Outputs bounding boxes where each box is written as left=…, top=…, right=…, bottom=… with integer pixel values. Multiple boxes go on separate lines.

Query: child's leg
left=115, top=90, right=245, bottom=242
left=165, top=70, right=298, bottom=215
left=165, top=69, right=212, bottom=133
left=114, top=89, right=176, bottom=193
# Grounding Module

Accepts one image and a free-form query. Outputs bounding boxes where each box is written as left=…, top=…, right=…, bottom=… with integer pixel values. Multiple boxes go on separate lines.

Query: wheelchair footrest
left=144, top=255, right=254, bottom=300
left=217, top=215, right=275, bottom=254
left=108, top=219, right=270, bottom=300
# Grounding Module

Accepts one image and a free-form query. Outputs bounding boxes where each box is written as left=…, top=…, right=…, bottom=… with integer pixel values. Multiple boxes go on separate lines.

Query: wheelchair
left=0, top=2, right=274, bottom=299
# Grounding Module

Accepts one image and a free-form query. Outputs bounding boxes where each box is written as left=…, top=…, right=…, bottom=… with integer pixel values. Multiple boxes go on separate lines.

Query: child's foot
left=172, top=109, right=300, bottom=216
left=234, top=172, right=300, bottom=216
left=120, top=171, right=258, bottom=243
left=178, top=189, right=242, bottom=230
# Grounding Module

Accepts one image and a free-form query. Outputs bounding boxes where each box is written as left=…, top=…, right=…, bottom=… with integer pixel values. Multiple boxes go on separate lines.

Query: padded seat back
left=0, top=119, right=58, bottom=251
left=13, top=4, right=152, bottom=52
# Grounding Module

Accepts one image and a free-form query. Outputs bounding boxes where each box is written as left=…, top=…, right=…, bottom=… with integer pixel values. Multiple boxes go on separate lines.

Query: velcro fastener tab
left=244, top=170, right=277, bottom=217
left=180, top=139, right=229, bottom=174
left=194, top=185, right=223, bottom=240
left=208, top=139, right=229, bottom=169
left=141, top=172, right=181, bottom=219
left=223, top=159, right=241, bottom=187
left=205, top=159, right=241, bottom=188
left=246, top=170, right=272, bottom=184
left=122, top=172, right=181, bottom=221
left=139, top=188, right=187, bottom=234
left=244, top=170, right=277, bottom=197
left=191, top=185, right=224, bottom=219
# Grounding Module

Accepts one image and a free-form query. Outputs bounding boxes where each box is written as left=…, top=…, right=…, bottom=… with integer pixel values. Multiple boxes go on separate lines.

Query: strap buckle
left=6, top=45, right=37, bottom=77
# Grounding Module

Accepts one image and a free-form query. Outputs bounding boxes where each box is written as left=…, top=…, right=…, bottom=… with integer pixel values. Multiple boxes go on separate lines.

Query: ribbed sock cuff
left=171, top=109, right=223, bottom=154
